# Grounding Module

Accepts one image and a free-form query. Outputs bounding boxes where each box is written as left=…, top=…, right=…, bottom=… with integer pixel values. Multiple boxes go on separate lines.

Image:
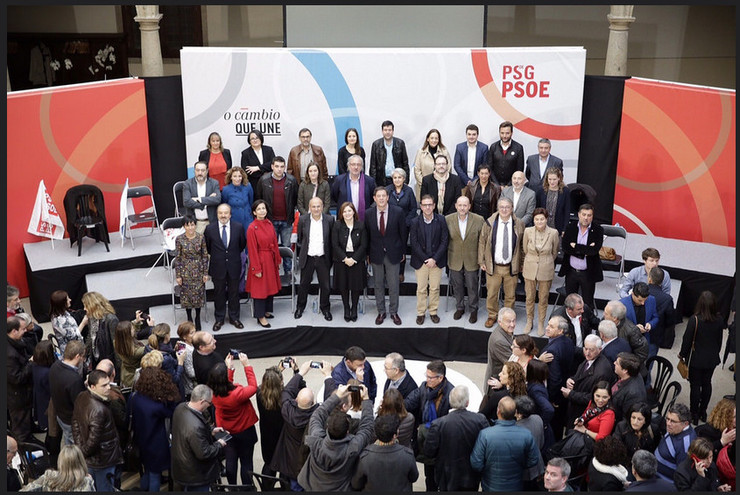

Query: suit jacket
left=484, top=326, right=514, bottom=391
left=383, top=372, right=419, bottom=399
left=540, top=335, right=575, bottom=402
left=649, top=284, right=677, bottom=348
left=617, top=318, right=649, bottom=377
left=420, top=174, right=462, bottom=216
left=287, top=144, right=328, bottom=185
left=330, top=173, right=376, bottom=218
left=550, top=304, right=600, bottom=350
left=240, top=145, right=275, bottom=175
left=445, top=212, right=485, bottom=272
left=454, top=141, right=489, bottom=187
left=331, top=220, right=368, bottom=264
left=296, top=213, right=334, bottom=270
left=535, top=186, right=571, bottom=234
left=558, top=221, right=604, bottom=282
left=620, top=295, right=660, bottom=344
left=487, top=139, right=525, bottom=187
left=478, top=212, right=525, bottom=276
left=182, top=177, right=222, bottom=224
left=600, top=337, right=632, bottom=365
left=610, top=376, right=647, bottom=423
left=198, top=149, right=233, bottom=169
left=501, top=185, right=537, bottom=227
left=368, top=137, right=409, bottom=187
left=566, top=353, right=616, bottom=424
left=204, top=221, right=247, bottom=279
left=364, top=204, right=408, bottom=265
left=409, top=213, right=448, bottom=270
left=331, top=359, right=378, bottom=402
left=525, top=153, right=563, bottom=192
left=423, top=409, right=489, bottom=491
left=521, top=225, right=560, bottom=281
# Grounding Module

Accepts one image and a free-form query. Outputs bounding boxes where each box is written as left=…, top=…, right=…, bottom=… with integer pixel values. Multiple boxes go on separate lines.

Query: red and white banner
left=27, top=179, right=65, bottom=240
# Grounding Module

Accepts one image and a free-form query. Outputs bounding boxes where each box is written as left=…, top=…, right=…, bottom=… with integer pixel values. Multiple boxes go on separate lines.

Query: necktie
left=379, top=210, right=386, bottom=236
left=222, top=225, right=228, bottom=247
left=585, top=360, right=591, bottom=371
left=502, top=221, right=509, bottom=260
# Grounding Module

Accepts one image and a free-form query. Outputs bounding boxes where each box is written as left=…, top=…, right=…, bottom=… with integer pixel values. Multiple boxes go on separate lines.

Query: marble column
left=134, top=5, right=164, bottom=77
left=604, top=5, right=635, bottom=76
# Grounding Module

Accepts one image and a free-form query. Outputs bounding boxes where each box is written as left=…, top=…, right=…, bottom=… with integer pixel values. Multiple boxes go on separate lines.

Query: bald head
left=511, top=170, right=526, bottom=190
left=296, top=387, right=315, bottom=409
left=95, top=359, right=116, bottom=380
left=497, top=396, right=517, bottom=420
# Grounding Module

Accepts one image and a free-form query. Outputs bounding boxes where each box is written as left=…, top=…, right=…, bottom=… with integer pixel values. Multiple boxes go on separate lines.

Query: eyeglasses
left=665, top=417, right=683, bottom=424
left=425, top=374, right=442, bottom=381
left=383, top=365, right=397, bottom=371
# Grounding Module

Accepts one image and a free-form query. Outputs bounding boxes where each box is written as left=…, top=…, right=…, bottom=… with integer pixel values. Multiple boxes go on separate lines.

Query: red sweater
left=584, top=401, right=616, bottom=440
left=212, top=365, right=259, bottom=434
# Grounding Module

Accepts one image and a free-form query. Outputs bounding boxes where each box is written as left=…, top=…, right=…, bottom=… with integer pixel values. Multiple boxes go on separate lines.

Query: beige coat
left=477, top=212, right=525, bottom=275
left=445, top=211, right=485, bottom=271
left=521, top=225, right=560, bottom=281
left=413, top=146, right=451, bottom=200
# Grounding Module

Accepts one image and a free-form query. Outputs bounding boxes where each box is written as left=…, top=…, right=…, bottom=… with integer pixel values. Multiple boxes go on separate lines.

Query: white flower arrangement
left=88, top=44, right=116, bottom=75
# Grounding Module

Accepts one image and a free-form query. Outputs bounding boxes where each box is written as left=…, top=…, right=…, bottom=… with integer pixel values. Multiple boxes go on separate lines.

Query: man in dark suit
left=559, top=203, right=603, bottom=311
left=368, top=120, right=409, bottom=187
left=525, top=138, right=563, bottom=194
left=182, top=161, right=222, bottom=234
left=625, top=449, right=678, bottom=492
left=611, top=352, right=647, bottom=423
left=604, top=300, right=649, bottom=379
left=598, top=319, right=633, bottom=365
left=204, top=203, right=247, bottom=331
left=382, top=352, right=418, bottom=398
left=423, top=385, right=489, bottom=491
left=647, top=267, right=676, bottom=351
left=487, top=121, right=525, bottom=188
left=365, top=187, right=408, bottom=325
left=294, top=197, right=334, bottom=321
left=331, top=154, right=376, bottom=222
left=539, top=315, right=575, bottom=440
left=551, top=293, right=600, bottom=371
left=453, top=124, right=489, bottom=188
left=561, top=334, right=616, bottom=425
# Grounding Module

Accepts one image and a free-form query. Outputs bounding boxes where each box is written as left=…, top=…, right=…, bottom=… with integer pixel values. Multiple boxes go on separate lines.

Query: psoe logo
left=223, top=108, right=282, bottom=137
left=501, top=65, right=550, bottom=98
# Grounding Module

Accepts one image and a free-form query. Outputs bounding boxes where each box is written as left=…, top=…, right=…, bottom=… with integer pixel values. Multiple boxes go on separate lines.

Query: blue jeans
left=89, top=465, right=116, bottom=492
left=272, top=220, right=293, bottom=273
left=57, top=417, right=74, bottom=446
left=140, top=469, right=162, bottom=492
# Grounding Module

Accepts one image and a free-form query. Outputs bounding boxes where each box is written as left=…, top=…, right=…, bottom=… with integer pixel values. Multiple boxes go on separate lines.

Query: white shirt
left=467, top=144, right=477, bottom=178
left=195, top=180, right=208, bottom=220
left=458, top=214, right=468, bottom=240
left=494, top=217, right=513, bottom=264
left=568, top=312, right=583, bottom=347
left=219, top=221, right=231, bottom=246
left=254, top=147, right=264, bottom=165
left=512, top=187, right=522, bottom=210
left=307, top=216, right=324, bottom=257
left=349, top=176, right=361, bottom=211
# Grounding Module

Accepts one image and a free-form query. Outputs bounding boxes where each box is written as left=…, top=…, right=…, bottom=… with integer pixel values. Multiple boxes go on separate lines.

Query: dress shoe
left=256, top=318, right=271, bottom=329
left=265, top=313, right=275, bottom=319
left=229, top=319, right=244, bottom=329
left=350, top=309, right=358, bottom=322
left=294, top=308, right=304, bottom=319
left=343, top=307, right=351, bottom=321
left=323, top=311, right=333, bottom=321
left=469, top=312, right=478, bottom=324
left=416, top=315, right=425, bottom=325
left=391, top=314, right=402, bottom=325
left=399, top=274, right=405, bottom=283
left=375, top=313, right=386, bottom=325
left=453, top=309, right=464, bottom=320
left=700, top=412, right=707, bottom=423
left=485, top=317, right=495, bottom=328
left=213, top=320, right=224, bottom=332
left=523, top=319, right=533, bottom=334
left=430, top=314, right=440, bottom=324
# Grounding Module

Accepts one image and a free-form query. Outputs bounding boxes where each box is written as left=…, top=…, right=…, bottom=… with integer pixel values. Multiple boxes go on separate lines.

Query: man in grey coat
left=182, top=161, right=221, bottom=234
left=501, top=170, right=537, bottom=227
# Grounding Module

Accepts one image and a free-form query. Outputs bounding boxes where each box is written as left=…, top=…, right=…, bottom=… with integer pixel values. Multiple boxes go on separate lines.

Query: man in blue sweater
left=655, top=403, right=696, bottom=481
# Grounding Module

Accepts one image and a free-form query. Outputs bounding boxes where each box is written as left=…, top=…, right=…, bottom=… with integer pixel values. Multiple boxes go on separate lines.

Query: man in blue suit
left=453, top=124, right=489, bottom=188
left=365, top=187, right=407, bottom=325
left=331, top=154, right=376, bottom=222
left=204, top=204, right=247, bottom=331
left=539, top=315, right=575, bottom=441
left=331, top=346, right=378, bottom=402
left=525, top=138, right=563, bottom=193
left=620, top=282, right=659, bottom=376
left=598, top=319, right=632, bottom=364
left=646, top=267, right=677, bottom=352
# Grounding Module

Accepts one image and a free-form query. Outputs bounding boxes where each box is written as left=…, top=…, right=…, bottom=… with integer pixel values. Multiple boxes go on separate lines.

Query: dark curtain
left=576, top=75, right=630, bottom=226
left=143, top=76, right=188, bottom=220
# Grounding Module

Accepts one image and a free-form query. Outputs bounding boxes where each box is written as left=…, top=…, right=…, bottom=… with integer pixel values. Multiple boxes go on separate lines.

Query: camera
left=282, top=357, right=292, bottom=369
left=230, top=349, right=240, bottom=358
left=310, top=361, right=322, bottom=369
left=175, top=341, right=186, bottom=353
left=348, top=385, right=361, bottom=392
left=139, top=311, right=150, bottom=321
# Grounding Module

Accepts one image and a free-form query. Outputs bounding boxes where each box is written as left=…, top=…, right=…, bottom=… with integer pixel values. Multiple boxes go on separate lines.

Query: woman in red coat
left=573, top=380, right=616, bottom=441
left=207, top=352, right=259, bottom=487
left=246, top=199, right=282, bottom=328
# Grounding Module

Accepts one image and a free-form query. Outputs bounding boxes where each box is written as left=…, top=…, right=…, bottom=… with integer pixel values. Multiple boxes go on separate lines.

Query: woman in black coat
left=535, top=166, right=571, bottom=234
left=587, top=435, right=629, bottom=491
left=612, top=402, right=661, bottom=458
left=241, top=130, right=276, bottom=191
left=332, top=201, right=368, bottom=322
left=678, top=290, right=725, bottom=424
left=256, top=366, right=285, bottom=486
left=674, top=437, right=731, bottom=491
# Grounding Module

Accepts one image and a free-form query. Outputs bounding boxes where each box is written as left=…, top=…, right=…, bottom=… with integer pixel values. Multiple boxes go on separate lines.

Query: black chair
left=17, top=441, right=51, bottom=484
left=63, top=184, right=110, bottom=256
left=173, top=180, right=186, bottom=217
left=645, top=355, right=674, bottom=410
left=567, top=471, right=587, bottom=491
left=657, top=380, right=682, bottom=418
left=249, top=471, right=287, bottom=491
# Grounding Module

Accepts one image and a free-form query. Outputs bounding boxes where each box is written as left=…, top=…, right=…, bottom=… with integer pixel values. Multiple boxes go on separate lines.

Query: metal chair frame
left=600, top=224, right=628, bottom=292
left=173, top=180, right=186, bottom=217
left=125, top=185, right=160, bottom=249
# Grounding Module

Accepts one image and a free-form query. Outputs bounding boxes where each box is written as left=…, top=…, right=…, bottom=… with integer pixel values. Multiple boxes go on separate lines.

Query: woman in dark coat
left=198, top=131, right=232, bottom=186
left=129, top=366, right=180, bottom=491
left=587, top=435, right=629, bottom=491
left=81, top=291, right=119, bottom=371
left=241, top=130, right=276, bottom=191
left=32, top=339, right=56, bottom=430
left=478, top=361, right=527, bottom=422
left=337, top=127, right=365, bottom=176
left=612, top=402, right=661, bottom=457
left=385, top=167, right=417, bottom=281
left=535, top=166, right=571, bottom=234
left=331, top=202, right=368, bottom=322
left=526, top=359, right=556, bottom=452
left=674, top=437, right=731, bottom=491
left=256, top=366, right=285, bottom=485
left=246, top=200, right=282, bottom=328
left=678, top=290, right=725, bottom=424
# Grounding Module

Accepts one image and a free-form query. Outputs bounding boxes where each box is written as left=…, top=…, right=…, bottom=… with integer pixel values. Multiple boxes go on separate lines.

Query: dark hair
left=526, top=358, right=549, bottom=384
left=515, top=395, right=536, bottom=418
left=134, top=366, right=181, bottom=403
left=248, top=130, right=264, bottom=146
left=687, top=437, right=714, bottom=460
left=616, top=352, right=641, bottom=377
left=338, top=202, right=358, bottom=222
left=591, top=380, right=612, bottom=400
left=532, top=207, right=549, bottom=220
left=344, top=127, right=360, bottom=147
left=373, top=186, right=388, bottom=197
left=252, top=199, right=271, bottom=217
left=259, top=367, right=284, bottom=411
left=427, top=360, right=446, bottom=377
left=381, top=120, right=394, bottom=130
left=7, top=316, right=22, bottom=334
left=176, top=321, right=196, bottom=340
left=667, top=403, right=691, bottom=423
left=423, top=128, right=444, bottom=150
left=514, top=334, right=539, bottom=357
left=374, top=414, right=400, bottom=443
left=420, top=194, right=435, bottom=204
left=626, top=402, right=652, bottom=427
left=578, top=203, right=594, bottom=213
left=477, top=163, right=492, bottom=174
left=346, top=378, right=363, bottom=412
left=632, top=282, right=650, bottom=298
left=377, top=387, right=409, bottom=420
left=648, top=266, right=665, bottom=285
left=182, top=214, right=196, bottom=226
left=49, top=290, right=70, bottom=318
left=327, top=409, right=350, bottom=440
left=542, top=166, right=564, bottom=192
left=694, top=290, right=719, bottom=322
left=641, top=247, right=660, bottom=260
left=593, top=435, right=628, bottom=467
left=344, top=346, right=366, bottom=362
left=87, top=369, right=108, bottom=387
left=499, top=121, right=513, bottom=131
left=207, top=362, right=236, bottom=398
left=271, top=156, right=286, bottom=166
left=503, top=361, right=527, bottom=397
left=466, top=124, right=479, bottom=134
left=33, top=339, right=56, bottom=367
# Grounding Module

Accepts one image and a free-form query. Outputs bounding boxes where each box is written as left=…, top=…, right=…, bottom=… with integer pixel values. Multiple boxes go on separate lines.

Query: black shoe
left=229, top=319, right=244, bottom=329
left=323, top=311, right=333, bottom=321
left=453, top=309, right=464, bottom=320
left=265, top=313, right=275, bottom=319
left=194, top=316, right=202, bottom=331
left=256, top=318, right=271, bottom=329
left=344, top=306, right=351, bottom=321
left=294, top=308, right=304, bottom=319
left=700, top=412, right=707, bottom=423
left=692, top=414, right=700, bottom=426
left=213, top=321, right=224, bottom=332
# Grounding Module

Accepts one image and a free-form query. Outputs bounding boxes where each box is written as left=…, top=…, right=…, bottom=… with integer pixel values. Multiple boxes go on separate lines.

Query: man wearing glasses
left=655, top=403, right=697, bottom=481
left=382, top=352, right=418, bottom=399
left=287, top=128, right=328, bottom=185
left=404, top=360, right=455, bottom=492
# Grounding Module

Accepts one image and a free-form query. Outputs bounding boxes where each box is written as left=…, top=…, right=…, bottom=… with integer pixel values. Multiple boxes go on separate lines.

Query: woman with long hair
left=572, top=380, right=615, bottom=441
left=479, top=361, right=527, bottom=421
left=241, top=129, right=276, bottom=191
left=509, top=334, right=539, bottom=374
left=696, top=398, right=736, bottom=455
left=463, top=163, right=499, bottom=220
left=256, top=366, right=285, bottom=482
left=521, top=207, right=560, bottom=334
left=129, top=366, right=180, bottom=491
left=297, top=162, right=332, bottom=215
left=32, top=339, right=56, bottom=431
left=207, top=354, right=259, bottom=487
left=175, top=321, right=197, bottom=400
left=80, top=291, right=118, bottom=369
left=49, top=290, right=86, bottom=355
left=246, top=200, right=282, bottom=328
left=535, top=166, right=571, bottom=235
left=331, top=202, right=368, bottom=322
left=337, top=127, right=365, bottom=176
left=612, top=402, right=661, bottom=457
left=20, top=444, right=95, bottom=492
left=173, top=214, right=209, bottom=330
left=526, top=358, right=556, bottom=451
left=198, top=131, right=232, bottom=186
left=113, top=320, right=146, bottom=388
left=413, top=128, right=451, bottom=201
left=377, top=387, right=415, bottom=448
left=678, top=290, right=725, bottom=424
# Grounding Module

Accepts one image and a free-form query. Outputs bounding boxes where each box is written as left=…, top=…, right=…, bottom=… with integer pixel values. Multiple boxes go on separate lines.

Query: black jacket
left=383, top=372, right=419, bottom=399
left=296, top=213, right=334, bottom=269
left=487, top=139, right=524, bottom=187
left=611, top=376, right=647, bottom=423
left=256, top=173, right=299, bottom=223
left=673, top=456, right=722, bottom=491
left=7, top=336, right=33, bottom=409
left=49, top=359, right=86, bottom=425
left=679, top=314, right=724, bottom=370
left=558, top=220, right=604, bottom=282
left=420, top=174, right=463, bottom=216
left=368, top=137, right=409, bottom=187
left=566, top=352, right=616, bottom=424
left=204, top=221, right=247, bottom=280
left=171, top=402, right=223, bottom=487
left=648, top=283, right=677, bottom=348
left=72, top=390, right=123, bottom=469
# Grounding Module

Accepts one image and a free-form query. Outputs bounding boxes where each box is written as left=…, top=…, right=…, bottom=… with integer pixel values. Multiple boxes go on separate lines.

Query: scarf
left=433, top=168, right=450, bottom=214
left=579, top=400, right=610, bottom=425
left=591, top=457, right=629, bottom=485
left=423, top=381, right=445, bottom=427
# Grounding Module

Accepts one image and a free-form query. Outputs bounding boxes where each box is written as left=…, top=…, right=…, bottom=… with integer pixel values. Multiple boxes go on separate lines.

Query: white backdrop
left=181, top=47, right=586, bottom=187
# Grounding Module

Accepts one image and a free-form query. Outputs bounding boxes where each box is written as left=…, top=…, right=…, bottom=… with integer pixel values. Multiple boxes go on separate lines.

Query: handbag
left=677, top=315, right=698, bottom=380
left=122, top=403, right=141, bottom=473
left=546, top=429, right=594, bottom=470
left=598, top=246, right=616, bottom=260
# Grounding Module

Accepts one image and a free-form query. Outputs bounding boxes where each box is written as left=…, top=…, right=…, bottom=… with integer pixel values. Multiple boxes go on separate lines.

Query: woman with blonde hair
left=20, top=444, right=95, bottom=491
left=80, top=291, right=118, bottom=370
